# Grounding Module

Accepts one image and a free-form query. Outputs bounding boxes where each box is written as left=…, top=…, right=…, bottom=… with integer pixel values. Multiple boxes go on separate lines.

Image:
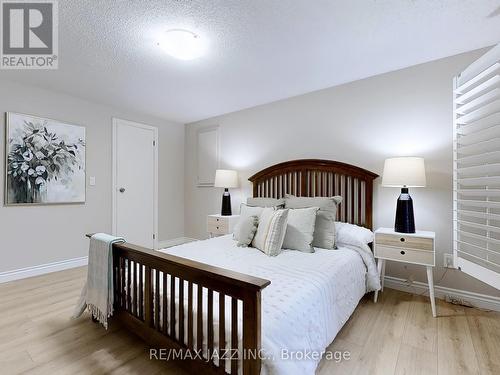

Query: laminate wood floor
left=1, top=266, right=499, bottom=375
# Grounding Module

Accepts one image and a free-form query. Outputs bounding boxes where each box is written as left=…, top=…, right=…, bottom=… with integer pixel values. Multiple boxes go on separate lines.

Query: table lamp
left=214, top=169, right=239, bottom=216
left=382, top=157, right=426, bottom=233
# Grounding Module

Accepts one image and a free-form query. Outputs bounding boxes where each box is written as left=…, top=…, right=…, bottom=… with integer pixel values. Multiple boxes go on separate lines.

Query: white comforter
left=160, top=235, right=379, bottom=375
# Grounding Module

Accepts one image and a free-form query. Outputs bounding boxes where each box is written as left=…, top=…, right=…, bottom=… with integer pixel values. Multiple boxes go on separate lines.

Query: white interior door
left=453, top=43, right=500, bottom=290
left=113, top=118, right=158, bottom=249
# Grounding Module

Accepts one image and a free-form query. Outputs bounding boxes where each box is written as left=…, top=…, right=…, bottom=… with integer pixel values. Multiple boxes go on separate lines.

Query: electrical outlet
left=444, top=253, right=454, bottom=268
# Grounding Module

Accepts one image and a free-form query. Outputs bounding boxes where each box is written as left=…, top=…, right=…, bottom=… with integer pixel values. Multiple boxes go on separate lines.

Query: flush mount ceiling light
left=158, top=29, right=207, bottom=60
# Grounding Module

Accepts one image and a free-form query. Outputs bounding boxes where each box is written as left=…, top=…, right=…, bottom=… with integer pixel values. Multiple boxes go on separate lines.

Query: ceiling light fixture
left=158, top=29, right=207, bottom=61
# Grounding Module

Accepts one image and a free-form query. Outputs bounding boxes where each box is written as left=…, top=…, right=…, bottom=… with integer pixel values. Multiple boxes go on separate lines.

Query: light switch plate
left=89, top=176, right=96, bottom=186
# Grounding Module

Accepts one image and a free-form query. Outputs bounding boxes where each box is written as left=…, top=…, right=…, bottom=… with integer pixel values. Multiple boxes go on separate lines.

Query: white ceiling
left=2, top=0, right=500, bottom=123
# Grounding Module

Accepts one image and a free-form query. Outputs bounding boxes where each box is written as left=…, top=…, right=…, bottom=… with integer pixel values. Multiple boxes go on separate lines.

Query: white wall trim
left=384, top=276, right=500, bottom=312
left=112, top=117, right=159, bottom=249
left=0, top=256, right=88, bottom=284
left=158, top=237, right=198, bottom=249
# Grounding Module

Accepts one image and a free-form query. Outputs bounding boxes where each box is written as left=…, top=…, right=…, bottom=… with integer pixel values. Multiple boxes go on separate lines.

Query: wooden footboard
left=86, top=236, right=270, bottom=375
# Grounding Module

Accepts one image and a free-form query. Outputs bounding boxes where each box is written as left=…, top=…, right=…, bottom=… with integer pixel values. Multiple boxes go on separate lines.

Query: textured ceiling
left=1, top=0, right=500, bottom=123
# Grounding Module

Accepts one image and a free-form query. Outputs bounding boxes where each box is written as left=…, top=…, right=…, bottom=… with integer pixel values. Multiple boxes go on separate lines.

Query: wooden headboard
left=248, top=159, right=378, bottom=229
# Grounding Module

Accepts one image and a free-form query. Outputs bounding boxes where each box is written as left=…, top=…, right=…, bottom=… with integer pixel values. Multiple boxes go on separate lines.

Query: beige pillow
left=235, top=215, right=259, bottom=247
left=285, top=194, right=342, bottom=249
left=282, top=207, right=319, bottom=253
left=252, top=208, right=289, bottom=256
left=233, top=204, right=265, bottom=241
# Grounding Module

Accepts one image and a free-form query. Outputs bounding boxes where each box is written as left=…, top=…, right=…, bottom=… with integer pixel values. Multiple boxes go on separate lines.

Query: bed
left=94, top=159, right=379, bottom=375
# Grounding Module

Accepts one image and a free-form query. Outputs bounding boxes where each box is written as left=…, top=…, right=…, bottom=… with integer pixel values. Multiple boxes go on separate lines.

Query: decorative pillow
left=252, top=208, right=289, bottom=256
left=285, top=194, right=342, bottom=249
left=235, top=215, right=259, bottom=247
left=246, top=197, right=285, bottom=208
left=335, top=222, right=374, bottom=247
left=233, top=204, right=265, bottom=241
left=282, top=207, right=319, bottom=253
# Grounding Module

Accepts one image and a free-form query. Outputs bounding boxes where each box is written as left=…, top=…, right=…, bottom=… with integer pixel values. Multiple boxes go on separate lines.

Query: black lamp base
left=221, top=188, right=232, bottom=216
left=395, top=187, right=415, bottom=233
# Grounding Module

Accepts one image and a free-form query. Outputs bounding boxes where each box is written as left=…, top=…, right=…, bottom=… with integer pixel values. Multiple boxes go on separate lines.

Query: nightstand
left=207, top=214, right=240, bottom=237
left=373, top=227, right=436, bottom=317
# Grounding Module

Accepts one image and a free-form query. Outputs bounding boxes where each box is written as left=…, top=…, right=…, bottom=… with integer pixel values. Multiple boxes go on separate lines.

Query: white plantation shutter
left=453, top=43, right=500, bottom=289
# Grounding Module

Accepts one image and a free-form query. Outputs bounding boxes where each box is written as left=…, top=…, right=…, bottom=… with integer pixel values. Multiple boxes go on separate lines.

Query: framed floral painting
left=5, top=112, right=86, bottom=205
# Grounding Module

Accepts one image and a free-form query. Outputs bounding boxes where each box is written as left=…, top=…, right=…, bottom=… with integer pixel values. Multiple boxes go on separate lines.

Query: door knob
left=119, top=187, right=125, bottom=193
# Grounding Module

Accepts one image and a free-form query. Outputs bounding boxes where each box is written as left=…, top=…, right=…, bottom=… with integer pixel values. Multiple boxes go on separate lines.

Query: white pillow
left=282, top=207, right=319, bottom=253
left=252, top=208, right=289, bottom=256
left=335, top=222, right=374, bottom=247
left=233, top=204, right=265, bottom=241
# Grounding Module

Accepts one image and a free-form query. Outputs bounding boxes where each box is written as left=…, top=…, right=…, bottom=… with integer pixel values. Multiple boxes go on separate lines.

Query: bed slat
left=162, top=272, right=168, bottom=333
left=197, top=285, right=203, bottom=352
left=207, top=289, right=214, bottom=357
left=219, top=293, right=226, bottom=373
left=231, top=297, right=238, bottom=375
left=132, top=261, right=137, bottom=316
left=170, top=275, right=176, bottom=338
left=139, top=264, right=143, bottom=320
left=188, top=281, right=193, bottom=348
left=155, top=269, right=160, bottom=329
left=120, top=257, right=125, bottom=309
left=144, top=266, right=152, bottom=327
left=179, top=278, right=185, bottom=345
left=126, top=259, right=131, bottom=312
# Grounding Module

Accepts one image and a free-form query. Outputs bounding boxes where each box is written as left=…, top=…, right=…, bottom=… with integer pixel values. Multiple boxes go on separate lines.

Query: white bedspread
left=160, top=235, right=376, bottom=375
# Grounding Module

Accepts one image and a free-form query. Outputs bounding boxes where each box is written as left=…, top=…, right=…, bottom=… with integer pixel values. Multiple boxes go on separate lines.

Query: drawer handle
left=400, top=238, right=406, bottom=242
left=216, top=226, right=219, bottom=229
left=216, top=219, right=219, bottom=222
left=400, top=250, right=406, bottom=255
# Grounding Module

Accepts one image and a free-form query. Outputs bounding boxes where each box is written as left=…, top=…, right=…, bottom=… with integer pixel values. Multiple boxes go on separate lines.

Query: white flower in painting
left=35, top=166, right=46, bottom=175
left=28, top=168, right=35, bottom=176
left=35, top=151, right=45, bottom=160
left=22, top=150, right=33, bottom=161
left=12, top=162, right=18, bottom=169
left=21, top=163, right=29, bottom=172
left=35, top=176, right=47, bottom=192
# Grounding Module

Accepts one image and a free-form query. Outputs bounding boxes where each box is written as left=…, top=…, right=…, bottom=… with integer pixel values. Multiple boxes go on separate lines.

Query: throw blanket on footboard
left=73, top=233, right=125, bottom=328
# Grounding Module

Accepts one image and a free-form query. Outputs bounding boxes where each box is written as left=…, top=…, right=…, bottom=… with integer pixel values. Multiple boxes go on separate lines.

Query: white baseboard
left=0, top=256, right=88, bottom=284
left=384, top=276, right=500, bottom=312
left=158, top=237, right=198, bottom=249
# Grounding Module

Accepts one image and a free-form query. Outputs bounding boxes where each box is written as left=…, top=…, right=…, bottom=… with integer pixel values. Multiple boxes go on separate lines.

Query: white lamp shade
left=382, top=157, right=426, bottom=187
left=214, top=169, right=239, bottom=188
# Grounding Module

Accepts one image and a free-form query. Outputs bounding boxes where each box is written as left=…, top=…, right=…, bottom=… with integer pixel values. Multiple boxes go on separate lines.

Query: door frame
left=112, top=117, right=159, bottom=250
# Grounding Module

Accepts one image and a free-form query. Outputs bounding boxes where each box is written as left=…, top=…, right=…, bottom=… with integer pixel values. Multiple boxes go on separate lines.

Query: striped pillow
left=252, top=208, right=289, bottom=256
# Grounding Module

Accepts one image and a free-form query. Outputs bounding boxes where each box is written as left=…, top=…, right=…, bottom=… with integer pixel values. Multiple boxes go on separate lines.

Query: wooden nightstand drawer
left=206, top=215, right=240, bottom=237
left=375, top=233, right=433, bottom=251
left=375, top=245, right=434, bottom=266
left=207, top=219, right=228, bottom=234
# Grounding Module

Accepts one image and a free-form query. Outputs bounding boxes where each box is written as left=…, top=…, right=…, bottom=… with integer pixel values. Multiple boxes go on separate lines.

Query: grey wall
left=0, top=79, right=184, bottom=273
left=185, top=48, right=500, bottom=297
